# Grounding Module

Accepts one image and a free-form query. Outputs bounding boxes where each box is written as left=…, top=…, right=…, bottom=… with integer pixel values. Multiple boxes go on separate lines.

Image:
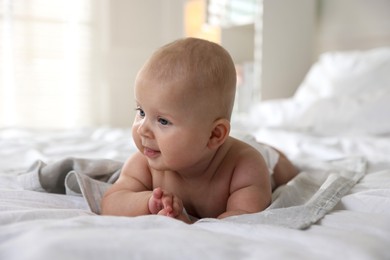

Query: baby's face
left=132, top=73, right=215, bottom=172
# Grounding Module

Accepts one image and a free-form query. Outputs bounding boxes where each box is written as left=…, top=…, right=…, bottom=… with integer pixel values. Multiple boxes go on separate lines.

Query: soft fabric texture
left=1, top=127, right=389, bottom=260
left=10, top=156, right=366, bottom=229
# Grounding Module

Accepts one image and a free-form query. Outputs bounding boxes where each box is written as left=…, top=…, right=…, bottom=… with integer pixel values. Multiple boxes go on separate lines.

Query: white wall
left=97, top=0, right=184, bottom=127
left=316, top=0, right=390, bottom=54
left=220, top=24, right=255, bottom=64
left=257, top=0, right=390, bottom=101
left=260, top=0, right=317, bottom=100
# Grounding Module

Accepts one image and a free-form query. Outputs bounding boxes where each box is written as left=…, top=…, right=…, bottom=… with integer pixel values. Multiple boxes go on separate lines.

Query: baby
left=101, top=37, right=297, bottom=223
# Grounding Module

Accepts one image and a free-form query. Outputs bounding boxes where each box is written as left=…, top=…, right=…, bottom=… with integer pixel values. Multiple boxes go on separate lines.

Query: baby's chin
left=144, top=157, right=172, bottom=172
left=147, top=159, right=191, bottom=174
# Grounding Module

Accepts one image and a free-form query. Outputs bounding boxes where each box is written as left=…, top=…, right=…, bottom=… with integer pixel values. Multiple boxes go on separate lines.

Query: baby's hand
left=148, top=187, right=183, bottom=218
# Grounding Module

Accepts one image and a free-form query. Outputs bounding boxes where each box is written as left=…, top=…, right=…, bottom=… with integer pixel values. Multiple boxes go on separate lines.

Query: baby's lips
left=143, top=147, right=160, bottom=158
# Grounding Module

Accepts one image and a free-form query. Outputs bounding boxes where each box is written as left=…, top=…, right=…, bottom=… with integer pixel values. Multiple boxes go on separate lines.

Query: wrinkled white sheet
left=1, top=156, right=366, bottom=229
left=1, top=127, right=390, bottom=260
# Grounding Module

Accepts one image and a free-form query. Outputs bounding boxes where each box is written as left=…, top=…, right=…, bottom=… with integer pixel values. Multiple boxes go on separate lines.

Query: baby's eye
left=158, top=118, right=170, bottom=126
left=136, top=108, right=145, bottom=117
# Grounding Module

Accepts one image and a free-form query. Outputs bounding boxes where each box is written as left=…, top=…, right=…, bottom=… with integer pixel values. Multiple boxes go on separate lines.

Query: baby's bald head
left=137, top=38, right=237, bottom=120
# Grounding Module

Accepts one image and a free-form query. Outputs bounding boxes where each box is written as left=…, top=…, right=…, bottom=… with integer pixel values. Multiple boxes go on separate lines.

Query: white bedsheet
left=0, top=127, right=389, bottom=260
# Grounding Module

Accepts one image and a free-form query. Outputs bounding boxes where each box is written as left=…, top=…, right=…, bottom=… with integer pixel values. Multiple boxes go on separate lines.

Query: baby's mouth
left=143, top=147, right=160, bottom=158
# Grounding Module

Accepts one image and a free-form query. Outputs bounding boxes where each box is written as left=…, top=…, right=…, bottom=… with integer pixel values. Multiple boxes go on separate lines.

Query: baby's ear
left=208, top=118, right=230, bottom=149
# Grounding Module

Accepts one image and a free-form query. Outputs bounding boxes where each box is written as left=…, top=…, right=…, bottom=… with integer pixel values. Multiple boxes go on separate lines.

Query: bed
left=1, top=47, right=390, bottom=260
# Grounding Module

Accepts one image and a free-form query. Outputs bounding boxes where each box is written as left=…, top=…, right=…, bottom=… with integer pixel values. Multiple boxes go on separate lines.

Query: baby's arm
left=218, top=149, right=272, bottom=219
left=101, top=153, right=192, bottom=223
left=101, top=152, right=153, bottom=216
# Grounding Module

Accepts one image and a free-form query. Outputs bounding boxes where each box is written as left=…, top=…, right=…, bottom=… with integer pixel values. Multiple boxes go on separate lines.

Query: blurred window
left=0, top=0, right=94, bottom=128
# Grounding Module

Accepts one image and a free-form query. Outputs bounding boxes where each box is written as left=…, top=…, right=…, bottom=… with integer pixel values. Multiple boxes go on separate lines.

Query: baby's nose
left=137, top=119, right=152, bottom=137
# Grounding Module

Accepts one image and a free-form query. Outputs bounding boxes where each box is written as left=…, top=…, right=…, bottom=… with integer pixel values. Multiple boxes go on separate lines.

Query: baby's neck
left=175, top=138, right=232, bottom=182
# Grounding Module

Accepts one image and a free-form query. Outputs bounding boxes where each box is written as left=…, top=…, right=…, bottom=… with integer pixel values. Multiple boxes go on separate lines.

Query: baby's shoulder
left=227, top=136, right=264, bottom=159
left=223, top=137, right=270, bottom=188
left=122, top=151, right=150, bottom=176
left=225, top=137, right=268, bottom=170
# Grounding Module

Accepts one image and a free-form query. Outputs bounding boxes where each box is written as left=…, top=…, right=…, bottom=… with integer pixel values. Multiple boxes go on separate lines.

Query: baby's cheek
left=131, top=130, right=142, bottom=149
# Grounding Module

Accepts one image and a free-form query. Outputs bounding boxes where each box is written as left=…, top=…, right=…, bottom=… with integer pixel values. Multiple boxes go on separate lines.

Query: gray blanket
left=16, top=156, right=367, bottom=229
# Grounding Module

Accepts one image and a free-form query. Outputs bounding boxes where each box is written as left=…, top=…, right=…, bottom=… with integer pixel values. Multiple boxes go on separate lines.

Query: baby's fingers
left=157, top=207, right=172, bottom=217
left=161, top=195, right=173, bottom=210
left=148, top=188, right=164, bottom=214
left=152, top=187, right=163, bottom=199
left=171, top=197, right=184, bottom=216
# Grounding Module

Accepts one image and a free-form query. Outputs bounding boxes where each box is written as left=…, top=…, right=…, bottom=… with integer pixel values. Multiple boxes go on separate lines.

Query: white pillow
left=251, top=47, right=390, bottom=135
left=294, top=47, right=390, bottom=102
left=289, top=91, right=390, bottom=135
